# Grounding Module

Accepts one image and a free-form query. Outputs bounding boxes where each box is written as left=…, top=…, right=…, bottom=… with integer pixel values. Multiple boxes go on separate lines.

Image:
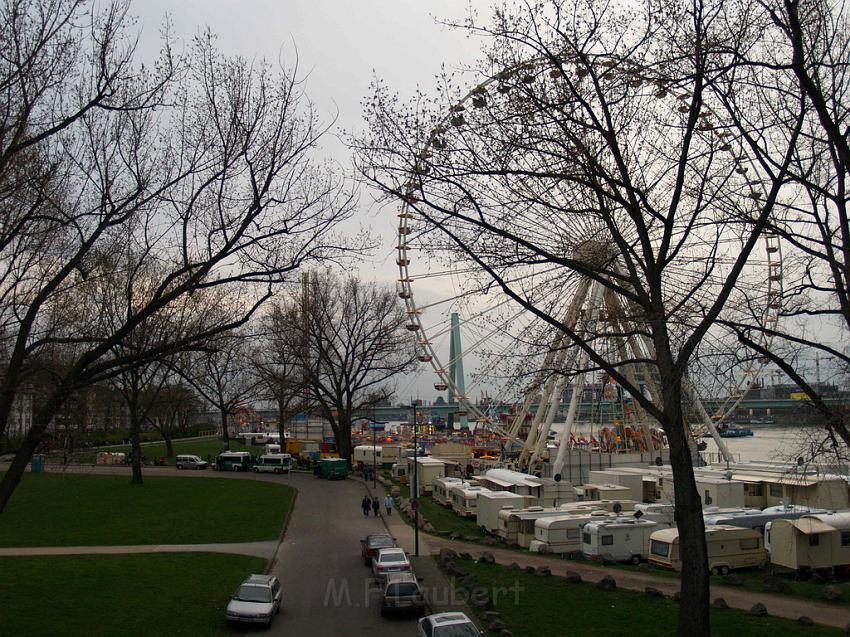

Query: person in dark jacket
left=361, top=495, right=371, bottom=518
left=372, top=496, right=380, bottom=517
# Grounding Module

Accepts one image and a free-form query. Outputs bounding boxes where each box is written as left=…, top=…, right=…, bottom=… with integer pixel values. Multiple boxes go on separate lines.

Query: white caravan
left=450, top=485, right=492, bottom=517
left=529, top=511, right=617, bottom=554
left=581, top=517, right=665, bottom=563
left=476, top=491, right=534, bottom=533
left=432, top=476, right=469, bottom=507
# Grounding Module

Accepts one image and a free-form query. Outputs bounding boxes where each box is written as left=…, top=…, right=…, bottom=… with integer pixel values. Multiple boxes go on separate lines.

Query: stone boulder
left=644, top=587, right=664, bottom=599
left=500, top=631, right=514, bottom=637
left=748, top=603, right=768, bottom=617
left=564, top=571, right=582, bottom=584
left=479, top=551, right=496, bottom=565
left=797, top=616, right=814, bottom=626
left=822, top=585, right=844, bottom=602
left=439, top=548, right=458, bottom=564
left=711, top=598, right=729, bottom=609
left=596, top=575, right=617, bottom=592
left=762, top=577, right=792, bottom=594
left=483, top=536, right=498, bottom=546
left=509, top=562, right=521, bottom=570
left=488, top=619, right=506, bottom=632
left=722, top=573, right=745, bottom=586
left=534, top=566, right=551, bottom=577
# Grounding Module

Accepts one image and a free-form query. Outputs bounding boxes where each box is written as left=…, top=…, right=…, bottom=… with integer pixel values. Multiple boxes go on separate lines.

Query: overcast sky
left=133, top=1, right=495, bottom=401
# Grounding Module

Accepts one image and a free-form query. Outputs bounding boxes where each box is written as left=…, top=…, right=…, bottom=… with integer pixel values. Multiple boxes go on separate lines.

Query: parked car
left=371, top=547, right=411, bottom=585
left=360, top=533, right=397, bottom=565
left=380, top=572, right=425, bottom=616
left=417, top=612, right=482, bottom=637
left=253, top=453, right=292, bottom=474
left=225, top=574, right=282, bottom=627
left=175, top=454, right=207, bottom=470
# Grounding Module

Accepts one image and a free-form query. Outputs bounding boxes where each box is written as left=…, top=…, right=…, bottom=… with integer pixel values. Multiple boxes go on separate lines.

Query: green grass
left=448, top=558, right=844, bottom=637
left=0, top=472, right=295, bottom=547
left=397, top=482, right=485, bottom=540
left=71, top=439, right=258, bottom=464
left=0, top=553, right=266, bottom=637
left=709, top=571, right=850, bottom=606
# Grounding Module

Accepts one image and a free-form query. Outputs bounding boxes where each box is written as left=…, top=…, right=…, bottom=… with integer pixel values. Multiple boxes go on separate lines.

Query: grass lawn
left=709, top=571, right=850, bottom=606
left=0, top=553, right=266, bottom=637
left=71, top=439, right=259, bottom=464
left=397, top=482, right=485, bottom=540
left=0, top=472, right=295, bottom=547
left=448, top=557, right=844, bottom=637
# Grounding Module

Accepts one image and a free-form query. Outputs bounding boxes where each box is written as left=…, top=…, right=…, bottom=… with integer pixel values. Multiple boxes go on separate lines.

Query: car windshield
left=370, top=536, right=394, bottom=548
left=234, top=585, right=271, bottom=603
left=387, top=583, right=419, bottom=596
left=380, top=551, right=405, bottom=562
left=434, top=624, right=481, bottom=637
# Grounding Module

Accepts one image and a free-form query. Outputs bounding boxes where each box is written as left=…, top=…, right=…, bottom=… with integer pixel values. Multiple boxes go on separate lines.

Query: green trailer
left=315, top=458, right=348, bottom=480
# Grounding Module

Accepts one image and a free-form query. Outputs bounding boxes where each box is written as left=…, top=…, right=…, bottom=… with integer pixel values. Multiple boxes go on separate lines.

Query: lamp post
left=372, top=422, right=377, bottom=489
left=411, top=399, right=420, bottom=557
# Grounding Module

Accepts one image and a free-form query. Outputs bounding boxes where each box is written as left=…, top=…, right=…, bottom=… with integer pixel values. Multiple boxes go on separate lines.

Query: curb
left=265, top=485, right=298, bottom=575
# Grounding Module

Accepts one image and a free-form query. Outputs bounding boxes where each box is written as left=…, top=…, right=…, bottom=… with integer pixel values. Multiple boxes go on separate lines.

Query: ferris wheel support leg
left=528, top=377, right=568, bottom=467
left=552, top=369, right=587, bottom=477
left=685, top=379, right=733, bottom=463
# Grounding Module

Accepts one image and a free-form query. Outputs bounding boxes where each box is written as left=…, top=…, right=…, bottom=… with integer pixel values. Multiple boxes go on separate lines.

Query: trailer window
left=650, top=540, right=669, bottom=557
left=739, top=538, right=759, bottom=550
left=601, top=535, right=614, bottom=546
left=582, top=532, right=591, bottom=545
left=842, top=531, right=850, bottom=547
left=809, top=534, right=820, bottom=546
left=566, top=529, right=580, bottom=540
left=769, top=484, right=782, bottom=497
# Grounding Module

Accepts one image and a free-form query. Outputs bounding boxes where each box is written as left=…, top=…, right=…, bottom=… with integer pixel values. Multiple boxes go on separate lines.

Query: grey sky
left=134, top=1, right=495, bottom=401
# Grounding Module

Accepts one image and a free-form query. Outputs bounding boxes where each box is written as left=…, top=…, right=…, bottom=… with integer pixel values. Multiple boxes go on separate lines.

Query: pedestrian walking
left=372, top=496, right=380, bottom=517
left=361, top=496, right=371, bottom=518
left=384, top=494, right=393, bottom=516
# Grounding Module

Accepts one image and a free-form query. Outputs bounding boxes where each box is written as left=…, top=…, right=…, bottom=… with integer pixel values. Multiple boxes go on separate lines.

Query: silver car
left=225, top=574, right=282, bottom=626
left=418, top=612, right=482, bottom=637
left=371, top=547, right=411, bottom=585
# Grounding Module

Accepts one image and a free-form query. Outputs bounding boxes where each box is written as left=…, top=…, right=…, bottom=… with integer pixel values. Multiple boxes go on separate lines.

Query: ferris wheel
left=392, top=50, right=784, bottom=468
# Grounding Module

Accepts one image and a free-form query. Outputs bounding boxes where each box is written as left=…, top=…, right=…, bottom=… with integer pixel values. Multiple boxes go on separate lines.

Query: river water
left=381, top=421, right=823, bottom=464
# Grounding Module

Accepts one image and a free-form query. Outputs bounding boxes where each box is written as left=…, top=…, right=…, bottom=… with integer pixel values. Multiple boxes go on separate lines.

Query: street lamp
left=411, top=399, right=421, bottom=557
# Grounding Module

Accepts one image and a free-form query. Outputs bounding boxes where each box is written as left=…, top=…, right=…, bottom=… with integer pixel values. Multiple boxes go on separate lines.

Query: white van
left=648, top=525, right=768, bottom=574
left=253, top=453, right=292, bottom=474
left=175, top=454, right=208, bottom=470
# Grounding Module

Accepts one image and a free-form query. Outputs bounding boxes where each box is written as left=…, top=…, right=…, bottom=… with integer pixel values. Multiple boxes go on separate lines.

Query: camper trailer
left=704, top=506, right=826, bottom=535
left=766, top=512, right=850, bottom=573
left=432, top=477, right=469, bottom=507
left=530, top=511, right=616, bottom=554
left=406, top=457, right=446, bottom=496
left=579, top=484, right=633, bottom=502
left=479, top=468, right=576, bottom=506
left=648, top=525, right=767, bottom=574
left=581, top=517, right=664, bottom=563
left=450, top=485, right=492, bottom=517
left=476, top=491, right=535, bottom=533
left=588, top=470, right=645, bottom=503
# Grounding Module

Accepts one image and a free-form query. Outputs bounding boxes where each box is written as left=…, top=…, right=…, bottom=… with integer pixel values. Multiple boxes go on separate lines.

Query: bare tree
left=145, top=381, right=201, bottom=459
left=0, top=1, right=356, bottom=511
left=711, top=0, right=850, bottom=458
left=356, top=2, right=801, bottom=634
left=291, top=273, right=416, bottom=461
left=176, top=332, right=260, bottom=452
left=252, top=301, right=310, bottom=444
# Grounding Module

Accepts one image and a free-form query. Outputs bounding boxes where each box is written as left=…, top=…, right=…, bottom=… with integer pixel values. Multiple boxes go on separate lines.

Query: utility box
left=31, top=454, right=45, bottom=474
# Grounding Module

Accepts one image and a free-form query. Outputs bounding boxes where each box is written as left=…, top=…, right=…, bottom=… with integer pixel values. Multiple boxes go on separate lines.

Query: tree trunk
left=336, top=414, right=353, bottom=462
left=661, top=385, right=710, bottom=637
left=277, top=400, right=286, bottom=449
left=164, top=429, right=174, bottom=459
left=129, top=412, right=143, bottom=485
left=220, top=409, right=230, bottom=451
left=0, top=387, right=69, bottom=513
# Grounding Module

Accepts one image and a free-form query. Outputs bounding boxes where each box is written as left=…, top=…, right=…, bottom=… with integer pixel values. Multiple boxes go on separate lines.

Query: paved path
left=231, top=473, right=421, bottom=637
left=0, top=541, right=278, bottom=559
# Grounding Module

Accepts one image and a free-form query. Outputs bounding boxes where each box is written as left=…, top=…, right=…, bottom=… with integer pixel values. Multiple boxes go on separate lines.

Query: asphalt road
left=231, top=473, right=418, bottom=637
